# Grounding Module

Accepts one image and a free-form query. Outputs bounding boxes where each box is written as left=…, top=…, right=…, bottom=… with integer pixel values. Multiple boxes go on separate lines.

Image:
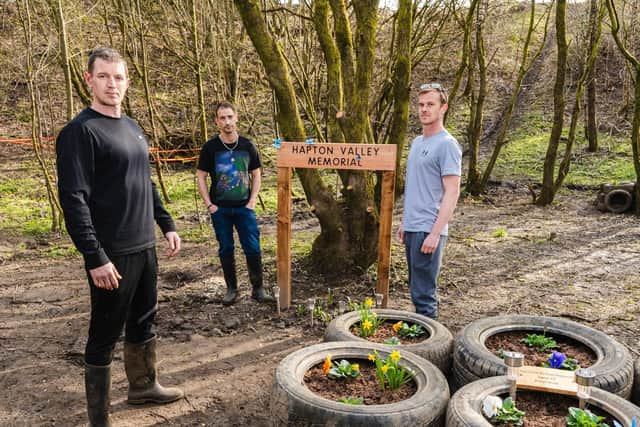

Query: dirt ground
left=1, top=144, right=639, bottom=427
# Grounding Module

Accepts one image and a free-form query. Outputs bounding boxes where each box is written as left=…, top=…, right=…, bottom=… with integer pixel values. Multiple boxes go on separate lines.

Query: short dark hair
left=215, top=101, right=236, bottom=117
left=88, top=46, right=127, bottom=74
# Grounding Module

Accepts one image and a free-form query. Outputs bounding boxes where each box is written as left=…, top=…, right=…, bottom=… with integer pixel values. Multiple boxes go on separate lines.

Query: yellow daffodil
left=381, top=364, right=389, bottom=374
left=352, top=363, right=360, bottom=371
left=368, top=353, right=376, bottom=362
left=390, top=350, right=401, bottom=363
left=392, top=321, right=403, bottom=332
left=364, top=297, right=373, bottom=308
left=362, top=319, right=373, bottom=331
left=322, top=355, right=332, bottom=375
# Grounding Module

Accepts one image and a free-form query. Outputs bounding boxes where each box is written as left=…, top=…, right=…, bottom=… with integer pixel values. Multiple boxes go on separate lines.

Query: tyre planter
left=270, top=341, right=450, bottom=427
left=324, top=309, right=454, bottom=374
left=633, top=358, right=640, bottom=405
left=604, top=189, right=633, bottom=213
left=446, top=376, right=640, bottom=427
left=452, top=315, right=633, bottom=398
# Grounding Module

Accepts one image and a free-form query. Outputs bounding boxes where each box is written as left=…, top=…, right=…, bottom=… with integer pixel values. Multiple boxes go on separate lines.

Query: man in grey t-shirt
left=397, top=83, right=462, bottom=319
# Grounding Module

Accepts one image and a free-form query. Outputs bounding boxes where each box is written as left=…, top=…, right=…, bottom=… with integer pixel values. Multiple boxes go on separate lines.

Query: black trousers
left=84, top=247, right=158, bottom=366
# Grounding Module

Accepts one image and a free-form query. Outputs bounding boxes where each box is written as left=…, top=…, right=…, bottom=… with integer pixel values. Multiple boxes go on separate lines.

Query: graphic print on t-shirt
left=214, top=151, right=250, bottom=201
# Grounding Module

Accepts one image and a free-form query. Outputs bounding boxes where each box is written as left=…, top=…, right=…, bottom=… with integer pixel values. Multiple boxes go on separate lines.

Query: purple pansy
left=548, top=351, right=567, bottom=369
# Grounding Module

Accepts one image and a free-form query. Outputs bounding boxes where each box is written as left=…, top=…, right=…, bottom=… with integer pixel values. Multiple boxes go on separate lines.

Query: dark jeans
left=404, top=232, right=447, bottom=319
left=210, top=206, right=261, bottom=259
left=85, top=247, right=158, bottom=366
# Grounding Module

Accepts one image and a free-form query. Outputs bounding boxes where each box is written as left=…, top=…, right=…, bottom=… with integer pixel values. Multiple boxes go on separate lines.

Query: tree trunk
left=235, top=0, right=398, bottom=271
left=466, top=2, right=487, bottom=196
left=585, top=0, right=599, bottom=152
left=17, top=0, right=63, bottom=232
left=537, top=0, right=568, bottom=206
left=553, top=2, right=604, bottom=193
left=234, top=0, right=360, bottom=270
left=605, top=0, right=640, bottom=214
left=69, top=56, right=91, bottom=106
left=479, top=0, right=550, bottom=192
left=51, top=0, right=74, bottom=121
left=191, top=0, right=208, bottom=142
left=446, top=0, right=480, bottom=123
left=312, top=0, right=343, bottom=144
left=386, top=0, right=412, bottom=195
left=134, top=0, right=171, bottom=203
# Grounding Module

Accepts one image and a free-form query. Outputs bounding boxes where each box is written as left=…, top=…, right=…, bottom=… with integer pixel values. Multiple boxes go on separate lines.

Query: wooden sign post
left=276, top=142, right=397, bottom=310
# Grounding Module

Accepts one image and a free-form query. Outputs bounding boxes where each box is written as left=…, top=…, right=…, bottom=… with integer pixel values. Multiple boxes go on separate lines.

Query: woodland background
left=1, top=2, right=640, bottom=425
left=1, top=0, right=640, bottom=271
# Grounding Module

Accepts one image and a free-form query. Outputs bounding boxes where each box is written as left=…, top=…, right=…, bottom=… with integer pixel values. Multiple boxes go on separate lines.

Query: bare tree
left=151, top=0, right=217, bottom=143
left=478, top=0, right=552, bottom=194
left=605, top=0, right=640, bottom=214
left=234, top=0, right=416, bottom=270
left=537, top=0, right=603, bottom=205
left=134, top=0, right=171, bottom=202
left=385, top=0, right=412, bottom=191
left=213, top=0, right=245, bottom=103
left=537, top=0, right=568, bottom=206
left=16, top=0, right=64, bottom=231
left=464, top=0, right=488, bottom=195
left=48, top=0, right=74, bottom=120
left=585, top=0, right=601, bottom=152
left=445, top=0, right=480, bottom=122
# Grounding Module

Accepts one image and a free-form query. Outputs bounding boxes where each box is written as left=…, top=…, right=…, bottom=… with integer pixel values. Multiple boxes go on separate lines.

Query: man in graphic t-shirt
left=196, top=101, right=274, bottom=305
left=397, top=83, right=462, bottom=319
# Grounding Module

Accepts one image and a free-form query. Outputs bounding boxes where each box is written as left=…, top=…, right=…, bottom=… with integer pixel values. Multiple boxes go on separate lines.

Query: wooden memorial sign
left=277, top=142, right=397, bottom=171
left=276, top=142, right=397, bottom=310
left=516, top=366, right=578, bottom=396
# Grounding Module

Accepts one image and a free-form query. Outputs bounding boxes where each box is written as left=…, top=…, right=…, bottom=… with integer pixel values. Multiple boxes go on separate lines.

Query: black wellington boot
left=85, top=363, right=111, bottom=427
left=247, top=256, right=275, bottom=303
left=220, top=256, right=238, bottom=305
left=124, top=337, right=184, bottom=405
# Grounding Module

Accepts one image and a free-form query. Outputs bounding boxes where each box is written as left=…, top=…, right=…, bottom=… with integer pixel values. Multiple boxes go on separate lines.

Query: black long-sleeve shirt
left=56, top=108, right=175, bottom=269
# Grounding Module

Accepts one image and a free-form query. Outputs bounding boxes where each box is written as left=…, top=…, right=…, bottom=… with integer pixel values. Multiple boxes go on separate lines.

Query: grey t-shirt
left=402, top=129, right=462, bottom=235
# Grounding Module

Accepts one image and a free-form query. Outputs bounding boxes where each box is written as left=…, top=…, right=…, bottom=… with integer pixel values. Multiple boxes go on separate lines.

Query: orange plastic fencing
left=0, top=137, right=199, bottom=163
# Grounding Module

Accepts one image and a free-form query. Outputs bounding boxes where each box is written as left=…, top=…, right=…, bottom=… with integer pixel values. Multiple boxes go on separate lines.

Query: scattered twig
left=446, top=280, right=465, bottom=297
left=556, top=312, right=598, bottom=323
left=184, top=395, right=196, bottom=410
left=150, top=412, right=170, bottom=422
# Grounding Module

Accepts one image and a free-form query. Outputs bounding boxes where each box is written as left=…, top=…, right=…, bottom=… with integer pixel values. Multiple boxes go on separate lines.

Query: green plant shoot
left=337, top=396, right=363, bottom=405
left=327, top=359, right=361, bottom=380
left=395, top=322, right=426, bottom=338
left=566, top=407, right=610, bottom=427
left=521, top=332, right=558, bottom=352
left=368, top=350, right=414, bottom=391
left=493, top=397, right=525, bottom=426
left=357, top=298, right=384, bottom=338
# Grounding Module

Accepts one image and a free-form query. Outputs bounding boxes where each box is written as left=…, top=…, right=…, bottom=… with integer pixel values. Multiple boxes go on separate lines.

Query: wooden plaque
left=276, top=142, right=397, bottom=171
left=516, top=366, right=578, bottom=396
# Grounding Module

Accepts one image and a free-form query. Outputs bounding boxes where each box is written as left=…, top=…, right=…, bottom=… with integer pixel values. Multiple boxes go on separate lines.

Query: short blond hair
left=418, top=83, right=448, bottom=104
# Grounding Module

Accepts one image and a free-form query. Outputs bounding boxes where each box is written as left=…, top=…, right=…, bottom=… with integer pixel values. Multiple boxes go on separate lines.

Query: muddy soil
left=1, top=144, right=639, bottom=426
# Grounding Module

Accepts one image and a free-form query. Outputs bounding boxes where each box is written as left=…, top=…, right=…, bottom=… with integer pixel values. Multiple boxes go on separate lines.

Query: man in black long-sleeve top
left=56, top=47, right=183, bottom=427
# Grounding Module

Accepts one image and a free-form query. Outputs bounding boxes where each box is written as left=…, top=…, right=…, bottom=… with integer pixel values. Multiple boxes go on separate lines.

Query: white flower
left=482, top=395, right=503, bottom=418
